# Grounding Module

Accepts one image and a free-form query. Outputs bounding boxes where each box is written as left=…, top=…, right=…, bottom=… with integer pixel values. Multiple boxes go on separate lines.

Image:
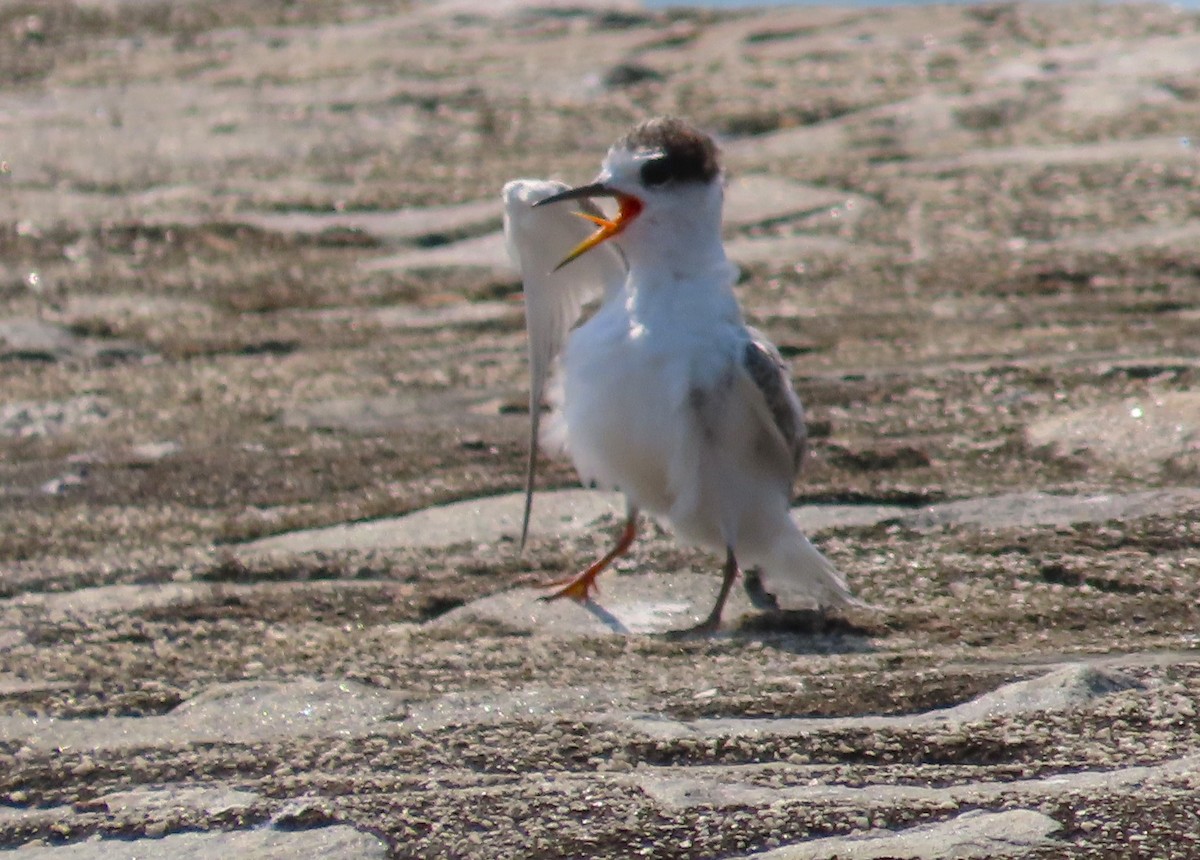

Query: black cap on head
left=617, top=117, right=720, bottom=187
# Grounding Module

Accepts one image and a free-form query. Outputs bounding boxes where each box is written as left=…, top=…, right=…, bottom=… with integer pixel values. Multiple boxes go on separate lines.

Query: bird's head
left=534, top=117, right=724, bottom=271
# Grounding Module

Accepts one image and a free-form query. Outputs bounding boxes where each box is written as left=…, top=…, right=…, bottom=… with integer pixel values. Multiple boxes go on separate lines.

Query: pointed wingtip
left=519, top=485, right=534, bottom=553
left=519, top=406, right=540, bottom=554
left=519, top=485, right=532, bottom=552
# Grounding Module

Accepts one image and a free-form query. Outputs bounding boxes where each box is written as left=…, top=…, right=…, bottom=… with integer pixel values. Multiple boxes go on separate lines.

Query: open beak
left=534, top=182, right=643, bottom=271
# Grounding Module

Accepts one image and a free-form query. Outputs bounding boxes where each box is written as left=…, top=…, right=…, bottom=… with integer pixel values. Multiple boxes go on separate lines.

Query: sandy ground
left=1, top=0, right=1200, bottom=857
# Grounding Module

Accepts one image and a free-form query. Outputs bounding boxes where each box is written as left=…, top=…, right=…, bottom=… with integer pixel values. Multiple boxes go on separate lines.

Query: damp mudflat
left=1, top=1, right=1199, bottom=858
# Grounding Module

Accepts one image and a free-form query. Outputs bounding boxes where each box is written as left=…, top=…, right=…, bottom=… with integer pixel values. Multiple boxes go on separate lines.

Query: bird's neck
left=619, top=210, right=733, bottom=288
left=620, top=232, right=741, bottom=329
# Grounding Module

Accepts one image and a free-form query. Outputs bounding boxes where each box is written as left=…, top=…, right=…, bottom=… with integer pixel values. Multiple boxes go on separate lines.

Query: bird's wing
left=740, top=327, right=807, bottom=481
left=735, top=331, right=871, bottom=610
left=502, top=179, right=628, bottom=549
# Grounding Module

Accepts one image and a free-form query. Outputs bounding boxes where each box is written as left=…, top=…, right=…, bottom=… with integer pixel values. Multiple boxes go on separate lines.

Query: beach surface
left=2, top=1, right=1199, bottom=856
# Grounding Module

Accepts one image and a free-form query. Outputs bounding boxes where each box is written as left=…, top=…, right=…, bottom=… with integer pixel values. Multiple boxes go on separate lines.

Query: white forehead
left=601, top=144, right=663, bottom=177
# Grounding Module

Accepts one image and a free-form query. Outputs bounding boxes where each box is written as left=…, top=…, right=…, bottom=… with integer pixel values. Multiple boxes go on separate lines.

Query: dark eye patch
left=619, top=118, right=721, bottom=185
left=640, top=157, right=673, bottom=187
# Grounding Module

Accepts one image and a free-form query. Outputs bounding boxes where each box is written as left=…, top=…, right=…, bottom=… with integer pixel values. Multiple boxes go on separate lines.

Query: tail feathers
left=754, top=527, right=877, bottom=612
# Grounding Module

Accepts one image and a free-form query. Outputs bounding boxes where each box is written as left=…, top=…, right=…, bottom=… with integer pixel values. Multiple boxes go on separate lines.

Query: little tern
left=503, top=117, right=863, bottom=633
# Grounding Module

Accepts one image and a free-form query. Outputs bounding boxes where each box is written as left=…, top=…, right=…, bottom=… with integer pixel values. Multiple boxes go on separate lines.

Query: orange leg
left=540, top=512, right=638, bottom=603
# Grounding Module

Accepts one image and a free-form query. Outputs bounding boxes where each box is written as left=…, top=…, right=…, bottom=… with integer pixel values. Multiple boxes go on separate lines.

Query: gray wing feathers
left=742, top=327, right=807, bottom=477
left=502, top=180, right=627, bottom=548
left=740, top=330, right=870, bottom=611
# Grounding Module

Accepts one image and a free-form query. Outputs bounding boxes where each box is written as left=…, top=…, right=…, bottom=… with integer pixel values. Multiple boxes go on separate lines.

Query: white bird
left=503, top=117, right=863, bottom=634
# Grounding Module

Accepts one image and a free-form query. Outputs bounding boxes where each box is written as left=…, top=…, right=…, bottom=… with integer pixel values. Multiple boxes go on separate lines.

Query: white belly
left=554, top=302, right=739, bottom=523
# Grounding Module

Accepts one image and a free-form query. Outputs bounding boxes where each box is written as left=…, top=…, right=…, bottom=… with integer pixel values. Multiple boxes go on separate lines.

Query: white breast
left=552, top=277, right=742, bottom=518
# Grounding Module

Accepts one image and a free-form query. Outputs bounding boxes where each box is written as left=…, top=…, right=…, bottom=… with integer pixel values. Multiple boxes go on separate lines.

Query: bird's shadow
left=727, top=609, right=880, bottom=655
left=731, top=570, right=881, bottom=653
left=580, top=599, right=631, bottom=635
left=577, top=597, right=879, bottom=654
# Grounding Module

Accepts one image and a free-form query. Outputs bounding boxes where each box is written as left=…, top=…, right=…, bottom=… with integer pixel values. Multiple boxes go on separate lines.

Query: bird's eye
left=640, top=157, right=672, bottom=187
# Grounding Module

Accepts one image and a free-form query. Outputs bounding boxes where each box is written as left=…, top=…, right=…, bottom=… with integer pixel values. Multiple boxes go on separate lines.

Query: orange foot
left=538, top=515, right=638, bottom=605
left=539, top=570, right=602, bottom=603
